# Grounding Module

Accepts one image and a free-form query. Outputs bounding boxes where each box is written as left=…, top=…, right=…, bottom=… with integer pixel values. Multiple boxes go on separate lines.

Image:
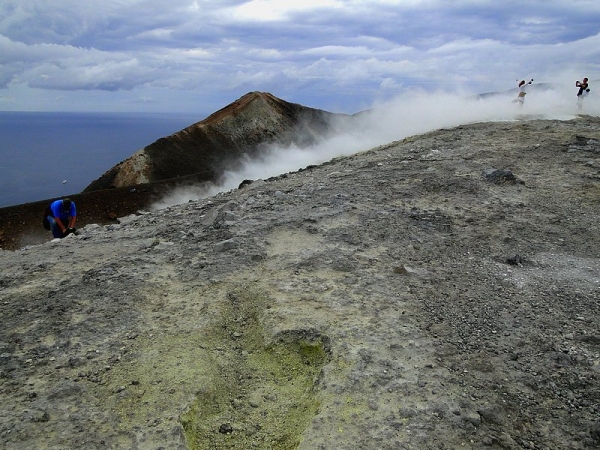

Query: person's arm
left=55, top=217, right=67, bottom=234
left=68, top=203, right=77, bottom=229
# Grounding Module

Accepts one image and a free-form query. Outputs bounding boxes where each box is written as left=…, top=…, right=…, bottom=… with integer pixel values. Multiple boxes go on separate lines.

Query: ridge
left=84, top=92, right=344, bottom=192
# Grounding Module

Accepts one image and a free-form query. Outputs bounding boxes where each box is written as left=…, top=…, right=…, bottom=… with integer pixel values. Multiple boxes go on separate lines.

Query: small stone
left=477, top=405, right=507, bottom=425
left=219, top=423, right=233, bottom=434
left=214, top=239, right=237, bottom=252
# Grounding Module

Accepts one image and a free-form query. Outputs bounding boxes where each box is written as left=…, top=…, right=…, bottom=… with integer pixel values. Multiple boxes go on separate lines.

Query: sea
left=0, top=111, right=203, bottom=208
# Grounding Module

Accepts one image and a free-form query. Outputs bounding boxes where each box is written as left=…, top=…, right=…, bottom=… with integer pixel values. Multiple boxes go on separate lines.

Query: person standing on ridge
left=44, top=198, right=77, bottom=239
left=576, top=78, right=590, bottom=111
left=513, top=79, right=533, bottom=106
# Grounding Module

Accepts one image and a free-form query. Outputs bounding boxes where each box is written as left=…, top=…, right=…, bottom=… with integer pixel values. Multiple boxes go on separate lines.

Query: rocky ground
left=1, top=116, right=600, bottom=449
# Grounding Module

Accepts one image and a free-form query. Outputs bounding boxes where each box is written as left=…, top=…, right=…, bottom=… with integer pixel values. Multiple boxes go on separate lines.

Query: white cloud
left=224, top=0, right=344, bottom=22
left=380, top=77, right=402, bottom=89
left=246, top=48, right=283, bottom=60
left=25, top=58, right=154, bottom=91
left=301, top=45, right=374, bottom=57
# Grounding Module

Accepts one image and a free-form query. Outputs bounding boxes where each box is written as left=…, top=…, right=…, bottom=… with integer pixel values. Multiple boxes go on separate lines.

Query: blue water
left=0, top=111, right=203, bottom=207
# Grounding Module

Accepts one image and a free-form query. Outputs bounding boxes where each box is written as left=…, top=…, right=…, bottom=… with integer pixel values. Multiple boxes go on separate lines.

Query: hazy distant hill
left=84, top=92, right=348, bottom=192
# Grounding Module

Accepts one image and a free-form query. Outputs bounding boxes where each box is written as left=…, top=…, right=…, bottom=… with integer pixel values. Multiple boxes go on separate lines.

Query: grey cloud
left=0, top=65, right=20, bottom=88
left=1, top=0, right=599, bottom=109
left=23, top=58, right=157, bottom=91
left=0, top=35, right=85, bottom=63
left=0, top=34, right=159, bottom=91
left=3, top=1, right=600, bottom=52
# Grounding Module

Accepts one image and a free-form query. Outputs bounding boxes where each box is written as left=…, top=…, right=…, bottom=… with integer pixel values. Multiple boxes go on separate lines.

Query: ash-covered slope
left=1, top=117, right=600, bottom=449
left=84, top=92, right=346, bottom=191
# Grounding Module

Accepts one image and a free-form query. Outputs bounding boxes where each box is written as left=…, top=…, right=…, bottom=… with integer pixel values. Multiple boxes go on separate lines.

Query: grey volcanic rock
left=1, top=117, right=600, bottom=449
left=84, top=92, right=346, bottom=191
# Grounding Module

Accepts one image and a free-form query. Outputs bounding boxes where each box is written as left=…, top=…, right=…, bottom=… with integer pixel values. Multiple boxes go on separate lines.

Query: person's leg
left=47, top=216, right=63, bottom=238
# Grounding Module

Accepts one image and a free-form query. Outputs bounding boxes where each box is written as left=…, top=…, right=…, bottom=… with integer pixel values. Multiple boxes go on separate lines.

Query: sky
left=1, top=0, right=600, bottom=116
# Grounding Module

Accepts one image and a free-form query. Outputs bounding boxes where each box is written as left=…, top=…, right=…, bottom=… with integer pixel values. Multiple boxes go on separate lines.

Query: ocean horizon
left=0, top=111, right=203, bottom=208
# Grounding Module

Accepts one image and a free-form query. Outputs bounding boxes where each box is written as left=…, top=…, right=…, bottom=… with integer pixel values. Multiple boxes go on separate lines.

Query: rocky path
left=1, top=117, right=600, bottom=449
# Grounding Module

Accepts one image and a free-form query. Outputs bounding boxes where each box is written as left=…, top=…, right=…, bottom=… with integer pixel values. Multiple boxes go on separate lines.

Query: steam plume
left=152, top=86, right=592, bottom=210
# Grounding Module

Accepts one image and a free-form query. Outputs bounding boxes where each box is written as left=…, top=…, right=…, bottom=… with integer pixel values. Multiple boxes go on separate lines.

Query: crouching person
left=45, top=198, right=77, bottom=238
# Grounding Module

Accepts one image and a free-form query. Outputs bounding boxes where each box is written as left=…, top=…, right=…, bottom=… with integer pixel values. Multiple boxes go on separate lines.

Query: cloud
left=1, top=0, right=600, bottom=111
left=25, top=59, right=156, bottom=91
left=0, top=34, right=159, bottom=91
left=223, top=0, right=344, bottom=22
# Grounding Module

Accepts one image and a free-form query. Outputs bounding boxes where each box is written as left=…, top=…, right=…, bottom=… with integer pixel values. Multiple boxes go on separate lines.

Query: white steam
left=152, top=85, right=595, bottom=210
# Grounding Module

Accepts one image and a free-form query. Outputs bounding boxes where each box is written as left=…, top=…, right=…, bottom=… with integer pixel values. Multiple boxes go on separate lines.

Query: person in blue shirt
left=46, top=198, right=77, bottom=238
